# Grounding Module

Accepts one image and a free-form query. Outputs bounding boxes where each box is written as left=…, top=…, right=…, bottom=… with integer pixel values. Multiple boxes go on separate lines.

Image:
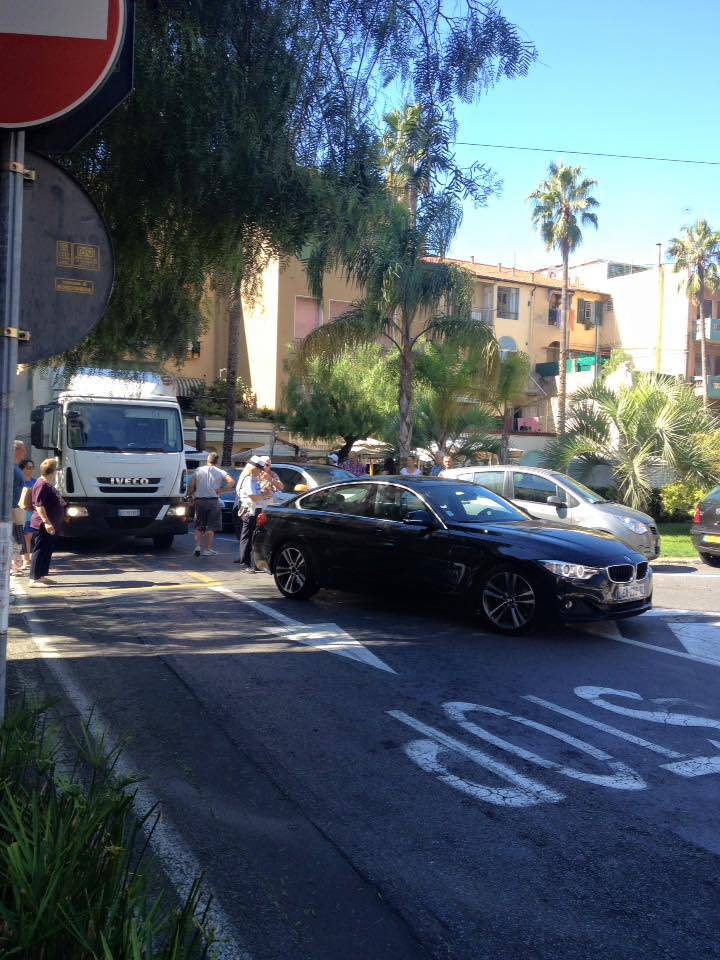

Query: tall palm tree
left=668, top=219, right=720, bottom=409
left=529, top=163, right=599, bottom=435
left=542, top=370, right=717, bottom=512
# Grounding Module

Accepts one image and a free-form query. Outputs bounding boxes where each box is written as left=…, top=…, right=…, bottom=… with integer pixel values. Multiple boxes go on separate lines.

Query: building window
left=498, top=336, right=518, bottom=360
left=294, top=296, right=322, bottom=340
left=187, top=340, right=201, bottom=358
left=497, top=287, right=519, bottom=320
left=328, top=300, right=353, bottom=322
left=548, top=291, right=561, bottom=326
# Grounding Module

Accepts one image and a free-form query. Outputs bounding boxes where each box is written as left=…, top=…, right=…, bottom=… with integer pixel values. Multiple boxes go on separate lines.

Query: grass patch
left=657, top=522, right=696, bottom=560
left=0, top=697, right=217, bottom=959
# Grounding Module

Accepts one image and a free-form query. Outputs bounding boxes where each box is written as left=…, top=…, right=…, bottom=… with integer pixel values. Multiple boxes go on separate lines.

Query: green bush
left=0, top=698, right=216, bottom=959
left=659, top=481, right=708, bottom=522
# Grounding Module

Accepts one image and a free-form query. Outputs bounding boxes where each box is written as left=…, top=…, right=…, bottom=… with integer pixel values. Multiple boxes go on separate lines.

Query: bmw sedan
left=253, top=477, right=652, bottom=634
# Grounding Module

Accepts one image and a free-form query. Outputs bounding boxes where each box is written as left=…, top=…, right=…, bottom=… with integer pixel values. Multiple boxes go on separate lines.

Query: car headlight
left=66, top=505, right=89, bottom=518
left=539, top=560, right=600, bottom=580
left=621, top=516, right=649, bottom=536
left=168, top=504, right=188, bottom=517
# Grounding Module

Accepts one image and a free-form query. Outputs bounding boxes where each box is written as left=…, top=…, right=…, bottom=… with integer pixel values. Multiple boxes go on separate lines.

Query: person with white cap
left=234, top=455, right=268, bottom=571
left=327, top=452, right=339, bottom=466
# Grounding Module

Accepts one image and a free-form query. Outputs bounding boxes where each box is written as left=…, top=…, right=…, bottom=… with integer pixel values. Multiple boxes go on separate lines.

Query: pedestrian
left=380, top=456, right=396, bottom=475
left=437, top=454, right=454, bottom=477
left=258, top=456, right=283, bottom=501
left=18, top=457, right=35, bottom=572
left=327, top=452, right=340, bottom=466
left=400, top=455, right=422, bottom=477
left=11, top=440, right=27, bottom=577
left=342, top=451, right=366, bottom=476
left=187, top=451, right=234, bottom=557
left=28, top=458, right=65, bottom=587
left=234, top=455, right=268, bottom=571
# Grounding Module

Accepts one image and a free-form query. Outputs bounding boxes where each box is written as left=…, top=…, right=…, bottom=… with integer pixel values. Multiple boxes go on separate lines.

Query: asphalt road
left=8, top=531, right=720, bottom=960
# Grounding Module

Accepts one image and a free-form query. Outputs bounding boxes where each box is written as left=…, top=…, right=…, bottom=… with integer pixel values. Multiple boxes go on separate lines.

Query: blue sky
left=447, top=0, right=720, bottom=270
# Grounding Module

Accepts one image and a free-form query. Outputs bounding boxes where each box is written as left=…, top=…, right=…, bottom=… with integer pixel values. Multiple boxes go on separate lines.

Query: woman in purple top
left=29, top=458, right=65, bottom=587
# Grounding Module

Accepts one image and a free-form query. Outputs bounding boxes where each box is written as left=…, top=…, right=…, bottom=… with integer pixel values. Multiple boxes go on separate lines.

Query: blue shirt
left=13, top=464, right=24, bottom=505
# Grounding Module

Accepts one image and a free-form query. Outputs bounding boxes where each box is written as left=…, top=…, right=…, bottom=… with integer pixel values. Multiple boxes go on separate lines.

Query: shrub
left=659, top=481, right=709, bottom=522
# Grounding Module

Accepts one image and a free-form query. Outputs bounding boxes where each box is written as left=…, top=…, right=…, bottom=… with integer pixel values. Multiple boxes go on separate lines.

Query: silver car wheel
left=275, top=546, right=307, bottom=595
left=482, top=571, right=536, bottom=631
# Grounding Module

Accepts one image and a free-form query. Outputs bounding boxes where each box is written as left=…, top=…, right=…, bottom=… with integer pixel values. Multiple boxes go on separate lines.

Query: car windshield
left=423, top=480, right=528, bottom=523
left=67, top=402, right=183, bottom=453
left=303, top=466, right=355, bottom=484
left=549, top=473, right=608, bottom=504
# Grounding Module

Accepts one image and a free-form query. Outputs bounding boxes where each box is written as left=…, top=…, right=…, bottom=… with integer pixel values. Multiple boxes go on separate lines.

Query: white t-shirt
left=400, top=467, right=422, bottom=476
left=193, top=464, right=227, bottom=498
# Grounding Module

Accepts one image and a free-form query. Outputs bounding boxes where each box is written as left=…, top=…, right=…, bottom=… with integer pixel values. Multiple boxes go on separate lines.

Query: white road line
left=14, top=598, right=252, bottom=960
left=612, top=634, right=720, bottom=668
left=642, top=608, right=720, bottom=619
left=652, top=573, right=720, bottom=579
left=210, top=584, right=300, bottom=627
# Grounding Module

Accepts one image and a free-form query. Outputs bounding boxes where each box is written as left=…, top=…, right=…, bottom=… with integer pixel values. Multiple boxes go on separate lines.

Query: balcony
left=471, top=309, right=493, bottom=329
left=695, top=318, right=720, bottom=342
left=709, top=375, right=720, bottom=399
left=535, top=356, right=606, bottom=378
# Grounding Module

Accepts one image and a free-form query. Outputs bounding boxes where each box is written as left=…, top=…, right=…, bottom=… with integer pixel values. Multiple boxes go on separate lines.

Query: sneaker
left=193, top=547, right=201, bottom=557
left=27, top=579, right=44, bottom=588
left=40, top=577, right=57, bottom=585
left=202, top=549, right=219, bottom=556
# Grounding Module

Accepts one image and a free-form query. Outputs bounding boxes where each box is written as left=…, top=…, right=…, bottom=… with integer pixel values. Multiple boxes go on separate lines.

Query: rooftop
left=427, top=257, right=608, bottom=295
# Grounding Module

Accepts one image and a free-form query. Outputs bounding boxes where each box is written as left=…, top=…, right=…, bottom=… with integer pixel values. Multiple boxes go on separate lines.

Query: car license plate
left=615, top=580, right=648, bottom=601
left=118, top=508, right=140, bottom=517
left=703, top=534, right=720, bottom=544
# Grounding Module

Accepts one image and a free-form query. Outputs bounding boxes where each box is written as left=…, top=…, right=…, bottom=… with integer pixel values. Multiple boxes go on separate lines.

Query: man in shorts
left=187, top=451, right=234, bottom=557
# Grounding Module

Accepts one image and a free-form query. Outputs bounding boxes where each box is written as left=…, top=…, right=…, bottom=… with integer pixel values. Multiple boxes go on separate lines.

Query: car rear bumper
left=691, top=528, right=720, bottom=556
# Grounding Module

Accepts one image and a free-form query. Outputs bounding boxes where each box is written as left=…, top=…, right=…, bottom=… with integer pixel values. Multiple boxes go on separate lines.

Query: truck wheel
left=153, top=534, right=174, bottom=551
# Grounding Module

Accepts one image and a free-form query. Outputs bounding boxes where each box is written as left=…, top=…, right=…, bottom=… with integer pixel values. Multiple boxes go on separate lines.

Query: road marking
left=642, top=608, right=720, bottom=618
left=611, top=634, right=720, bottom=668
left=523, top=695, right=684, bottom=759
left=389, top=710, right=564, bottom=807
left=652, top=573, right=720, bottom=579
left=15, top=604, right=252, bottom=960
left=667, top=621, right=720, bottom=664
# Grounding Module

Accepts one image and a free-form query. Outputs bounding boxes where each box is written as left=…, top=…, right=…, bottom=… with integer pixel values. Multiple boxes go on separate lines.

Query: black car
left=253, top=477, right=652, bottom=634
left=691, top=485, right=720, bottom=566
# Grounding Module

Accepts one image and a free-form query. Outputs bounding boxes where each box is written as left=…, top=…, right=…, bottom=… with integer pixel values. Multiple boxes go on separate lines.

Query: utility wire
left=454, top=142, right=720, bottom=166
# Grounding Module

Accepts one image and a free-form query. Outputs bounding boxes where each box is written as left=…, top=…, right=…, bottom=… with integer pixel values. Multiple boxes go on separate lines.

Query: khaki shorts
left=193, top=498, right=222, bottom=533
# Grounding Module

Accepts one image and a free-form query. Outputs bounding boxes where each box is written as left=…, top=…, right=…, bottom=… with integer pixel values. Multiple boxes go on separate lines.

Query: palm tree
left=542, top=370, right=717, bottom=512
left=529, top=163, right=599, bottom=435
left=668, top=219, right=720, bottom=409
left=483, top=351, right=532, bottom=464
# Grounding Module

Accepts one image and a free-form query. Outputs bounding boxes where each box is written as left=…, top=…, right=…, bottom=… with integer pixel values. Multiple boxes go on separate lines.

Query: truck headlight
left=539, top=560, right=600, bottom=580
left=621, top=517, right=649, bottom=536
left=168, top=504, right=188, bottom=517
left=66, top=505, right=88, bottom=518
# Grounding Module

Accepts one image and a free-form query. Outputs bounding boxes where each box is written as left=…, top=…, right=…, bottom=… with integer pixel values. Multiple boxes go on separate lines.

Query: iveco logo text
left=109, top=477, right=150, bottom=485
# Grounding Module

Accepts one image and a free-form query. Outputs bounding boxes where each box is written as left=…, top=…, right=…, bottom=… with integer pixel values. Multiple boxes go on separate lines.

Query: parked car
left=441, top=465, right=660, bottom=560
left=219, top=462, right=354, bottom=533
left=253, top=477, right=652, bottom=634
left=691, top=485, right=720, bottom=566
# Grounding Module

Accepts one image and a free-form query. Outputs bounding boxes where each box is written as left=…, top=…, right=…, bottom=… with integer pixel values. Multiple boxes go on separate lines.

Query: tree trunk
left=698, top=267, right=708, bottom=409
left=338, top=436, right=358, bottom=462
left=500, top=406, right=512, bottom=464
left=397, top=336, right=415, bottom=462
left=558, top=246, right=570, bottom=435
left=222, top=280, right=243, bottom=467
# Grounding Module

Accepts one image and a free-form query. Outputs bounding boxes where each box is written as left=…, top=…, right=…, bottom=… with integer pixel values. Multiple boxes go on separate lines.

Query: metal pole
left=0, top=129, right=25, bottom=721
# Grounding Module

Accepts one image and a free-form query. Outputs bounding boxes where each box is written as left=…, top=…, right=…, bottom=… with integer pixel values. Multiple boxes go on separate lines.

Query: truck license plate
left=118, top=508, right=140, bottom=517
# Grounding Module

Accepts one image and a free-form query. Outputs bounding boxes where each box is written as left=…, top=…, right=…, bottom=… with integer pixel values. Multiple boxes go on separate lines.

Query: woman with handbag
left=28, top=458, right=66, bottom=587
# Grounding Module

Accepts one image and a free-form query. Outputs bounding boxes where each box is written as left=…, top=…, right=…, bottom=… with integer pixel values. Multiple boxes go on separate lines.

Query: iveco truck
left=30, top=370, right=189, bottom=549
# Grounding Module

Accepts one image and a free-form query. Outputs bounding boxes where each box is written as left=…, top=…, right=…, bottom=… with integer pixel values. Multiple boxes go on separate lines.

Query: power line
left=454, top=142, right=720, bottom=167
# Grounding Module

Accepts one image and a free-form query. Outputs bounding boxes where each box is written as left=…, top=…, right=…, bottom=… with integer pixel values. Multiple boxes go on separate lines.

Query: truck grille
left=97, top=477, right=160, bottom=494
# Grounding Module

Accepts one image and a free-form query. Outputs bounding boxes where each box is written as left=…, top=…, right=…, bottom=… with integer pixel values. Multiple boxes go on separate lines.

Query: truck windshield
left=66, top=403, right=183, bottom=453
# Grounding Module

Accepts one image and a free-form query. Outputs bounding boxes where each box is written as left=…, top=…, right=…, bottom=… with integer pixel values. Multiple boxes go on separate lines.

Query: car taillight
left=693, top=505, right=702, bottom=524
left=256, top=512, right=267, bottom=529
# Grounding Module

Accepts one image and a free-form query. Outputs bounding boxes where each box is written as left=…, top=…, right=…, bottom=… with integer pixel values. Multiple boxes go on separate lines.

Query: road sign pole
left=0, top=129, right=25, bottom=720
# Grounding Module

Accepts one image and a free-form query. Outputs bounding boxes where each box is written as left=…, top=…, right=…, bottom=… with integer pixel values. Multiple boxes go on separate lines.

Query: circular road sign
left=0, top=0, right=126, bottom=128
left=18, top=152, right=114, bottom=364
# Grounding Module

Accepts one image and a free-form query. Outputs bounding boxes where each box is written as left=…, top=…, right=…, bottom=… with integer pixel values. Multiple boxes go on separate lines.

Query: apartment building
left=171, top=256, right=614, bottom=433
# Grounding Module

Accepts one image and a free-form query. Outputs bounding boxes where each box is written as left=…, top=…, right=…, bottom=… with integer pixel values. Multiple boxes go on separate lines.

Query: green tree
left=282, top=345, right=394, bottom=461
left=542, top=371, right=718, bottom=512
left=529, top=163, right=599, bottom=435
left=668, top=219, right=720, bottom=409
left=298, top=106, right=499, bottom=461
left=484, top=351, right=532, bottom=464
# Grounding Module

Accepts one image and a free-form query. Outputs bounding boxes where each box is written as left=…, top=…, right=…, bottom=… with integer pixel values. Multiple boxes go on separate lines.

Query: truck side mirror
left=30, top=407, right=45, bottom=449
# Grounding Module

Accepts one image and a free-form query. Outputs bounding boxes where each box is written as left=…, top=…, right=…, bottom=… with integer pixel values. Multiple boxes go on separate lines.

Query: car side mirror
left=404, top=509, right=436, bottom=527
left=294, top=483, right=309, bottom=493
left=546, top=495, right=565, bottom=507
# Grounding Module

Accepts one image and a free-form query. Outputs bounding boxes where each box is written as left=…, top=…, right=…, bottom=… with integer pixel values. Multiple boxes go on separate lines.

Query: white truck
left=30, top=370, right=189, bottom=549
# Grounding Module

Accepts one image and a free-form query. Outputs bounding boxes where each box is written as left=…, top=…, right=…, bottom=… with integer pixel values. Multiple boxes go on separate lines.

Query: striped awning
left=176, top=377, right=203, bottom=396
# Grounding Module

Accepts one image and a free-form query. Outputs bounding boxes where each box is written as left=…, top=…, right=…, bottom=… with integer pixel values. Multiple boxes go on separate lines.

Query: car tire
left=153, top=534, right=174, bottom=551
left=700, top=552, right=720, bottom=568
left=272, top=542, right=318, bottom=600
left=477, top=564, right=541, bottom=634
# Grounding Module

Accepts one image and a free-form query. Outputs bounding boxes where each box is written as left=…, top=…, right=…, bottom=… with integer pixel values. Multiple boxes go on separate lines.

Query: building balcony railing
left=535, top=356, right=606, bottom=378
left=471, top=309, right=493, bottom=328
left=695, top=318, right=720, bottom=342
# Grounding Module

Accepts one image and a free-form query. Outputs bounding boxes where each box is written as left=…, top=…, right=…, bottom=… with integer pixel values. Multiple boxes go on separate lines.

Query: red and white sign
left=0, top=0, right=126, bottom=128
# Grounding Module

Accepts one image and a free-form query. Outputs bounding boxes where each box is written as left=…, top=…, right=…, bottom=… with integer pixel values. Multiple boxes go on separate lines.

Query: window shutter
left=577, top=299, right=585, bottom=329
left=294, top=297, right=321, bottom=339
left=595, top=301, right=603, bottom=326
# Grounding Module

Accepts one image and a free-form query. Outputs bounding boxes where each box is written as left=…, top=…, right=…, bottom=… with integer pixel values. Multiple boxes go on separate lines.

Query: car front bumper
left=61, top=497, right=188, bottom=539
left=551, top=573, right=653, bottom=622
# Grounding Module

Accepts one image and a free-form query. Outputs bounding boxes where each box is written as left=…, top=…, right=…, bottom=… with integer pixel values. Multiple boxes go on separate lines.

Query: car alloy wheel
left=273, top=543, right=317, bottom=599
left=481, top=569, right=537, bottom=633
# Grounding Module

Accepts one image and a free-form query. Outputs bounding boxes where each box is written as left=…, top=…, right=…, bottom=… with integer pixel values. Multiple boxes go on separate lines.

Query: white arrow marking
left=210, top=584, right=396, bottom=674
left=668, top=621, right=720, bottom=664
